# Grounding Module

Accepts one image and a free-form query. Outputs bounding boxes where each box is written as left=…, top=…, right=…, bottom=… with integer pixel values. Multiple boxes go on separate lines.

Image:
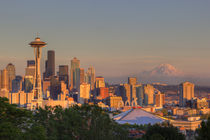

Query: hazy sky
left=0, top=0, right=210, bottom=80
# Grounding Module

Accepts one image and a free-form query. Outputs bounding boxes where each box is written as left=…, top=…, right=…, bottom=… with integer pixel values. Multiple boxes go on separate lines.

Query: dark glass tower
left=44, top=50, right=55, bottom=79
left=59, top=65, right=69, bottom=89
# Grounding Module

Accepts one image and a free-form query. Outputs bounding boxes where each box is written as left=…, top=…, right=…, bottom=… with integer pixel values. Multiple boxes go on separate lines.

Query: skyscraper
left=70, top=57, right=80, bottom=90
left=50, top=76, right=60, bottom=100
left=80, top=68, right=85, bottom=84
left=136, top=85, right=144, bottom=106
left=179, top=82, right=194, bottom=107
left=23, top=76, right=34, bottom=93
left=87, top=66, right=95, bottom=90
left=0, top=69, right=9, bottom=90
left=79, top=83, right=90, bottom=104
left=59, top=65, right=69, bottom=88
left=128, top=77, right=137, bottom=85
left=12, top=76, right=23, bottom=93
left=154, top=91, right=165, bottom=108
left=144, top=84, right=155, bottom=105
left=122, top=77, right=140, bottom=106
left=95, top=76, right=105, bottom=88
left=25, top=60, right=35, bottom=77
left=44, top=50, right=55, bottom=79
left=6, top=63, right=16, bottom=92
left=123, top=84, right=131, bottom=105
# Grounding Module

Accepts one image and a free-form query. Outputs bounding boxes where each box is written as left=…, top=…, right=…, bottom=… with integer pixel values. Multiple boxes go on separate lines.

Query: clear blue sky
left=0, top=0, right=210, bottom=79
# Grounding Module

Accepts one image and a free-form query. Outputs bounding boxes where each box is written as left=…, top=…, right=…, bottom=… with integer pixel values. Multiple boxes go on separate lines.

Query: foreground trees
left=142, top=124, right=185, bottom=140
left=196, top=117, right=210, bottom=140
left=34, top=104, right=129, bottom=140
left=1, top=96, right=194, bottom=140
left=0, top=97, right=46, bottom=140
left=0, top=97, right=128, bottom=140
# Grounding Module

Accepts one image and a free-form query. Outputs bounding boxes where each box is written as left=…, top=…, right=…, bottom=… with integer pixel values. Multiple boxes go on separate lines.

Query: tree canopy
left=196, top=117, right=210, bottom=140
left=142, top=124, right=185, bottom=140
left=0, top=97, right=46, bottom=140
left=0, top=97, right=129, bottom=140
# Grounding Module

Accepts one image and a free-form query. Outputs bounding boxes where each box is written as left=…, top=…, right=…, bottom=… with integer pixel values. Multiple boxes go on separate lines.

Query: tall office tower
left=25, top=60, right=35, bottom=77
left=6, top=63, right=16, bottom=92
left=95, top=76, right=105, bottom=88
left=29, top=37, right=47, bottom=105
left=80, top=68, right=85, bottom=84
left=12, top=76, right=23, bottom=93
left=129, top=77, right=138, bottom=101
left=79, top=83, right=90, bottom=104
left=70, top=57, right=80, bottom=90
left=58, top=81, right=68, bottom=101
left=50, top=76, right=60, bottom=100
left=0, top=69, right=9, bottom=90
left=42, top=80, right=50, bottom=98
left=99, top=87, right=109, bottom=99
left=179, top=82, right=194, bottom=107
left=144, top=84, right=155, bottom=105
left=116, top=85, right=127, bottom=102
left=87, top=66, right=95, bottom=90
left=44, top=50, right=55, bottom=79
left=123, top=83, right=131, bottom=104
left=23, top=76, right=34, bottom=93
left=136, top=85, right=144, bottom=106
left=59, top=65, right=69, bottom=88
left=155, top=91, right=165, bottom=108
left=128, top=77, right=137, bottom=85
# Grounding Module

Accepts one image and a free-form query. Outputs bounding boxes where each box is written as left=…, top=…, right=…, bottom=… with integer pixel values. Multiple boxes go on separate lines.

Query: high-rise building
left=95, top=76, right=105, bottom=88
left=23, top=76, right=33, bottom=93
left=25, top=60, right=35, bottom=77
left=122, top=78, right=140, bottom=106
left=136, top=85, right=144, bottom=106
left=79, top=83, right=90, bottom=104
left=87, top=66, right=95, bottom=90
left=12, top=76, right=23, bottom=93
left=99, top=87, right=109, bottom=99
left=105, top=96, right=123, bottom=109
left=128, top=77, right=137, bottom=85
left=50, top=76, right=60, bottom=100
left=123, top=83, right=131, bottom=105
left=179, top=82, right=194, bottom=107
left=154, top=91, right=165, bottom=108
left=42, top=80, right=50, bottom=98
left=58, top=65, right=69, bottom=88
left=6, top=63, right=16, bottom=92
left=70, top=57, right=80, bottom=90
left=144, top=84, right=155, bottom=105
left=80, top=68, right=85, bottom=84
left=0, top=69, right=9, bottom=91
left=44, top=50, right=55, bottom=79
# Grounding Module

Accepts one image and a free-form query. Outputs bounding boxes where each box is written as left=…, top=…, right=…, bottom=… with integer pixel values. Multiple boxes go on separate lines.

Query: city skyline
left=0, top=0, right=210, bottom=85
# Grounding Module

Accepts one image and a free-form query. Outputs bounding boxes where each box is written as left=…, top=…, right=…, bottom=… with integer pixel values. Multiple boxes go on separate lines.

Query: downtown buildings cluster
left=0, top=37, right=209, bottom=136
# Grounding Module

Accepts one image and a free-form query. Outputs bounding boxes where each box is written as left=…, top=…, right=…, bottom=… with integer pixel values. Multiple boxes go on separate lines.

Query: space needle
left=29, top=37, right=47, bottom=107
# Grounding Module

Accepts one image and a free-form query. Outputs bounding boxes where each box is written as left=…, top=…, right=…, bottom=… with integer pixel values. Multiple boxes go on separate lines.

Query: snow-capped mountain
left=139, top=64, right=184, bottom=84
left=149, top=64, right=183, bottom=77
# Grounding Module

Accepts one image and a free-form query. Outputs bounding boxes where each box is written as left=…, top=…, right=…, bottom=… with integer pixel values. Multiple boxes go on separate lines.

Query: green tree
left=142, top=124, right=185, bottom=140
left=34, top=104, right=129, bottom=140
left=196, top=117, right=210, bottom=140
left=0, top=97, right=47, bottom=140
